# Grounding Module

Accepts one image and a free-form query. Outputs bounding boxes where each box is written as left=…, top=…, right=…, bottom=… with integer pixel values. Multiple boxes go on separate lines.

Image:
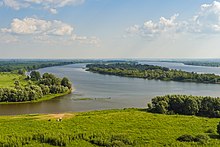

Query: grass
left=0, top=109, right=220, bottom=146
left=0, top=72, right=27, bottom=88
left=73, top=97, right=111, bottom=101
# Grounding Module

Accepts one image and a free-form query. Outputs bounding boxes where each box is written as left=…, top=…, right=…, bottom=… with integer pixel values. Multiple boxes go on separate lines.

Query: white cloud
left=3, top=0, right=29, bottom=10
left=126, top=1, right=220, bottom=39
left=71, top=35, right=101, bottom=46
left=193, top=1, right=220, bottom=33
left=2, top=0, right=84, bottom=13
left=2, top=18, right=73, bottom=36
left=126, top=14, right=182, bottom=38
left=1, top=17, right=100, bottom=46
left=0, top=33, right=18, bottom=43
left=49, top=8, right=57, bottom=14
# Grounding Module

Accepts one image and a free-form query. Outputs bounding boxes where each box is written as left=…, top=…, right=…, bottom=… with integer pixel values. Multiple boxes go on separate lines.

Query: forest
left=0, top=71, right=72, bottom=102
left=86, top=63, right=220, bottom=84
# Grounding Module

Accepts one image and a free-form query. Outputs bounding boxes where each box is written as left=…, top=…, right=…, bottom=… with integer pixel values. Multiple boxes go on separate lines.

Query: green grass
left=0, top=72, right=27, bottom=88
left=73, top=97, right=111, bottom=101
left=0, top=109, right=220, bottom=146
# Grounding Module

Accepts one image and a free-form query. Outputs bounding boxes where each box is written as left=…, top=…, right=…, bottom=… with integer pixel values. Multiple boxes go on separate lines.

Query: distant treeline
left=182, top=61, right=220, bottom=67
left=0, top=71, right=72, bottom=102
left=147, top=95, right=220, bottom=118
left=0, top=60, right=133, bottom=73
left=158, top=60, right=220, bottom=67
left=0, top=60, right=77, bottom=73
left=86, top=63, right=220, bottom=84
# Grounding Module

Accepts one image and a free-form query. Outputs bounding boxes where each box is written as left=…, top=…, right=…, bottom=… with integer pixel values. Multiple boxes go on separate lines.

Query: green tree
left=30, top=71, right=41, bottom=81
left=61, top=77, right=72, bottom=89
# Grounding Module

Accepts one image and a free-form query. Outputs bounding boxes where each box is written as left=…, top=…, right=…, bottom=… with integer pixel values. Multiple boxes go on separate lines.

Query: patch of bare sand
left=34, top=113, right=76, bottom=120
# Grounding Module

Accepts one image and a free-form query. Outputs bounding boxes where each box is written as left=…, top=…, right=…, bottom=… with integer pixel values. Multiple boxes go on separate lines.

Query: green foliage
left=0, top=60, right=76, bottom=72
left=0, top=109, right=219, bottom=146
left=148, top=95, right=220, bottom=118
left=86, top=63, right=220, bottom=84
left=30, top=71, right=41, bottom=81
left=177, top=134, right=195, bottom=142
left=61, top=77, right=72, bottom=89
left=177, top=134, right=209, bottom=143
left=194, top=134, right=209, bottom=143
left=0, top=72, right=71, bottom=103
left=217, top=122, right=220, bottom=135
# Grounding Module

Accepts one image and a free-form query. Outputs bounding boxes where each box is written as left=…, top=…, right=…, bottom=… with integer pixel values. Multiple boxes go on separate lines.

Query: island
left=86, top=63, right=220, bottom=84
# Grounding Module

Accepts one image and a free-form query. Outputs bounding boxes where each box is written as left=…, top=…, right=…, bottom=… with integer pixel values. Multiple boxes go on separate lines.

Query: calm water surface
left=1, top=62, right=220, bottom=115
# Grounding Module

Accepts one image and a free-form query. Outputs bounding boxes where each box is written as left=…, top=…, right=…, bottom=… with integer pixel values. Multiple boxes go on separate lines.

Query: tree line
left=147, top=95, right=220, bottom=118
left=0, top=60, right=76, bottom=73
left=86, top=63, right=220, bottom=84
left=0, top=71, right=72, bottom=102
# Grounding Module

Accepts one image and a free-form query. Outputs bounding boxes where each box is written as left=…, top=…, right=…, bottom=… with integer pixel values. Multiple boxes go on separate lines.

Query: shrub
left=194, top=134, right=209, bottom=143
left=205, top=129, right=215, bottom=134
left=177, top=134, right=195, bottom=142
left=217, top=122, right=220, bottom=135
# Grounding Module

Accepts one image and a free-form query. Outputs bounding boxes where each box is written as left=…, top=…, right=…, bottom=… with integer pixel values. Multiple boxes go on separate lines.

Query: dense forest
left=0, top=71, right=72, bottom=102
left=147, top=95, right=220, bottom=118
left=86, top=63, right=220, bottom=84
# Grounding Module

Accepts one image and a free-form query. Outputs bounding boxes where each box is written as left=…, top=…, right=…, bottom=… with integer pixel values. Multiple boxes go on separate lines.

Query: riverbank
left=0, top=108, right=220, bottom=146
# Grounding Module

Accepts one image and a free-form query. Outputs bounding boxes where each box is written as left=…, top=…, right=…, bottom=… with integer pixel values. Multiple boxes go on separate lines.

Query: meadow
left=0, top=108, right=220, bottom=146
left=0, top=73, right=27, bottom=88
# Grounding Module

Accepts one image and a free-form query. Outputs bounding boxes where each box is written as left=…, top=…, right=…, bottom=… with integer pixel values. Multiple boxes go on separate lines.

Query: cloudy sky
left=1, top=0, right=220, bottom=59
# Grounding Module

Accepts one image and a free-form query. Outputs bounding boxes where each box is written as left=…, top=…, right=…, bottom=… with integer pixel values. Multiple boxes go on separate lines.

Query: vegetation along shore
left=86, top=63, right=220, bottom=84
left=0, top=71, right=72, bottom=103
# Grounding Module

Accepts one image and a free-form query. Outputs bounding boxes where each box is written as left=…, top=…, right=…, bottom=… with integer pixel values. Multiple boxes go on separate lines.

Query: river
left=1, top=62, right=220, bottom=115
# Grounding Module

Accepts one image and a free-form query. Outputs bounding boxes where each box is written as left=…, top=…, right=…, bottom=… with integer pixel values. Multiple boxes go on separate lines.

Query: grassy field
left=0, top=109, right=220, bottom=146
left=0, top=73, right=27, bottom=88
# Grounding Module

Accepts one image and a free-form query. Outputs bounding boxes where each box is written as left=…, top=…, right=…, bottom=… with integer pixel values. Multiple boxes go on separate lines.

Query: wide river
left=1, top=62, right=220, bottom=115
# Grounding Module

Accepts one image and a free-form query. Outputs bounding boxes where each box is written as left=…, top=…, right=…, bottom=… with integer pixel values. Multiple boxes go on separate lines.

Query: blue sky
left=0, top=0, right=220, bottom=59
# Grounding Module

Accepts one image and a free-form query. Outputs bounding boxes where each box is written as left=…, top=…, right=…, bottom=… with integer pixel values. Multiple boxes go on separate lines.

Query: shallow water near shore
left=1, top=62, right=220, bottom=115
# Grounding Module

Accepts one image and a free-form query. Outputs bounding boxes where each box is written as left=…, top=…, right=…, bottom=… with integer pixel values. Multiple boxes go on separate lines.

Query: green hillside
left=0, top=109, right=220, bottom=146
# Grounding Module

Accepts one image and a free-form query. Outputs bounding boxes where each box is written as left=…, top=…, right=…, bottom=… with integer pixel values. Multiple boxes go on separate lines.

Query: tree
left=30, top=71, right=41, bottom=81
left=18, top=69, right=26, bottom=75
left=61, top=77, right=72, bottom=89
left=14, top=80, right=20, bottom=89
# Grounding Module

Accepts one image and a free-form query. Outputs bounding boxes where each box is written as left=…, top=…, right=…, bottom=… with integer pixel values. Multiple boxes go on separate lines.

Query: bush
left=205, top=129, right=215, bottom=134
left=217, top=122, right=220, bottom=135
left=194, top=134, right=209, bottom=143
left=177, top=134, right=209, bottom=143
left=177, top=134, right=195, bottom=142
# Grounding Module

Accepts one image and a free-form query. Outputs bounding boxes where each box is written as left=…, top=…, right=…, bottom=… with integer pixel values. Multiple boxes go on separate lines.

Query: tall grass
left=0, top=109, right=220, bottom=146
